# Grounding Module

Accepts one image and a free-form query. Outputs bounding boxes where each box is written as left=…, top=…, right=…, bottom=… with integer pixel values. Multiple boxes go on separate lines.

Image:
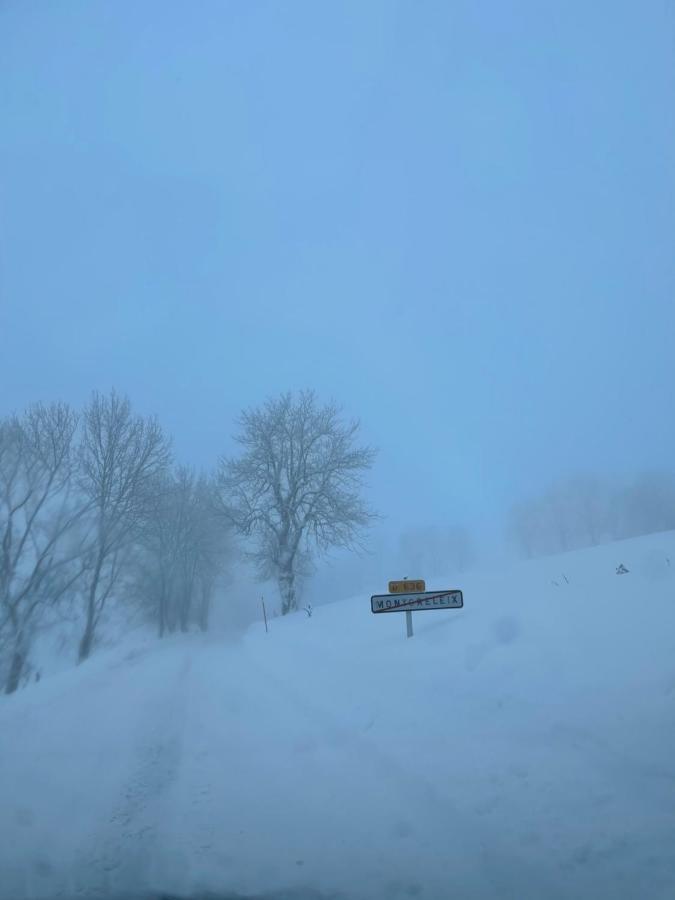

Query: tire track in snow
left=69, top=651, right=193, bottom=898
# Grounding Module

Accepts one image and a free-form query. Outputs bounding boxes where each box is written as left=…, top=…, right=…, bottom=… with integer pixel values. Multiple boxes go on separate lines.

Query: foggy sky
left=1, top=0, right=674, bottom=541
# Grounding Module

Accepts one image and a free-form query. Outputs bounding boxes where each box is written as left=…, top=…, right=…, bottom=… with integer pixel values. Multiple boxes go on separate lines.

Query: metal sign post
left=406, top=610, right=413, bottom=638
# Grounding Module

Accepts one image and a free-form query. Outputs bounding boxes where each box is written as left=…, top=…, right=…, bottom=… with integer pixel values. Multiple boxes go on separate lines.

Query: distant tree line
left=0, top=389, right=375, bottom=694
left=0, top=392, right=231, bottom=694
left=509, top=472, right=675, bottom=558
left=398, top=525, right=475, bottom=577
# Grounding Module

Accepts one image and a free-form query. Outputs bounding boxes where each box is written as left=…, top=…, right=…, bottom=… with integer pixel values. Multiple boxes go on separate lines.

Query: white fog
left=1, top=2, right=674, bottom=899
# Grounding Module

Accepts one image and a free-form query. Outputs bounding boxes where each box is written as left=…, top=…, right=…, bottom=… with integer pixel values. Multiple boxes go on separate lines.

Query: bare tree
left=173, top=470, right=231, bottom=633
left=398, top=524, right=475, bottom=577
left=135, top=473, right=178, bottom=638
left=218, top=391, right=376, bottom=615
left=616, top=471, right=675, bottom=539
left=77, top=390, right=170, bottom=661
left=507, top=471, right=675, bottom=559
left=509, top=499, right=541, bottom=558
left=0, top=403, right=85, bottom=693
left=135, top=469, right=231, bottom=636
left=184, top=473, right=232, bottom=631
left=172, top=468, right=204, bottom=633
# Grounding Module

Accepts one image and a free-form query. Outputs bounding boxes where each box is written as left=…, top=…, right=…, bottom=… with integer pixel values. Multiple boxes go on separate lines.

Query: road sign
left=388, top=579, right=425, bottom=593
left=371, top=589, right=463, bottom=614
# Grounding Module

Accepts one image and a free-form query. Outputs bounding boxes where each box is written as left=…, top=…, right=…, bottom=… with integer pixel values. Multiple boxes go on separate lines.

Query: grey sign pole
left=406, top=610, right=413, bottom=639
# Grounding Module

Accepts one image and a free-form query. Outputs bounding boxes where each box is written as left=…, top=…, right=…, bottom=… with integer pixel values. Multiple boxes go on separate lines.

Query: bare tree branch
left=0, top=402, right=85, bottom=693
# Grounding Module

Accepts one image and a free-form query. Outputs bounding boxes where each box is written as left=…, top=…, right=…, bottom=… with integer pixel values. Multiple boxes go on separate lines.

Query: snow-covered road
left=0, top=639, right=522, bottom=900
left=2, top=533, right=675, bottom=900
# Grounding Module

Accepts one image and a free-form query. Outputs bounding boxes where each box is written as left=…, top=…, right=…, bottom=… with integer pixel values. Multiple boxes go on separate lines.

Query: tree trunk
left=179, top=586, right=191, bottom=632
left=157, top=571, right=169, bottom=638
left=159, top=590, right=166, bottom=638
left=79, top=547, right=104, bottom=663
left=5, top=644, right=26, bottom=695
left=78, top=611, right=95, bottom=663
left=166, top=592, right=177, bottom=633
left=278, top=566, right=297, bottom=615
left=198, top=584, right=211, bottom=632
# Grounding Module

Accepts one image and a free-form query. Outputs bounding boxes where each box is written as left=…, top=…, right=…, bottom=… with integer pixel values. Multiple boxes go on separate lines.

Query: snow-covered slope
left=2, top=532, right=675, bottom=900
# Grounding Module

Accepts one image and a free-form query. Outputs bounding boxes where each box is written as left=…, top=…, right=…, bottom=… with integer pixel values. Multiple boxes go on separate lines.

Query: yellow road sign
left=388, top=579, right=425, bottom=594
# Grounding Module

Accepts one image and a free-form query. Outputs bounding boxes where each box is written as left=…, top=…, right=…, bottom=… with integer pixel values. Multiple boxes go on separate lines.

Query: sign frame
left=370, top=589, right=464, bottom=614
left=388, top=579, right=426, bottom=594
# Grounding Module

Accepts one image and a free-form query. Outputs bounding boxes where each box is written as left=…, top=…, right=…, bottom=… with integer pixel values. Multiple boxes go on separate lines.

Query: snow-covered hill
left=2, top=532, right=675, bottom=900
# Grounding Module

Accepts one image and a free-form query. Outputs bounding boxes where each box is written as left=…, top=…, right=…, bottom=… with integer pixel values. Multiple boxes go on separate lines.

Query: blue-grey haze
left=1, top=0, right=673, bottom=547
